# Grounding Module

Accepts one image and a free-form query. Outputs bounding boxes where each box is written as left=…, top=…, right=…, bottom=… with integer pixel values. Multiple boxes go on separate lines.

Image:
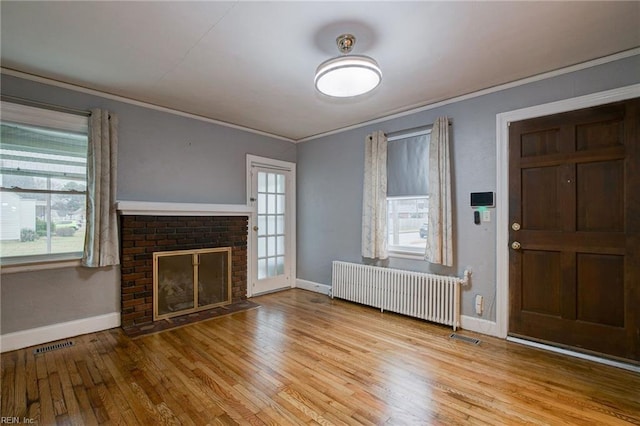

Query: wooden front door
left=508, top=98, right=640, bottom=362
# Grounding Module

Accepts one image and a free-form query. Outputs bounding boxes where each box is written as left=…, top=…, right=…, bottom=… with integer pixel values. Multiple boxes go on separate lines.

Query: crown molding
left=297, top=48, right=640, bottom=143
left=3, top=47, right=638, bottom=144
left=0, top=67, right=295, bottom=143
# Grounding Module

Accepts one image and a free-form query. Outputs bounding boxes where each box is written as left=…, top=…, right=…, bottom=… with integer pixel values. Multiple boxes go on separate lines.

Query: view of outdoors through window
left=0, top=120, right=88, bottom=261
left=387, top=197, right=428, bottom=254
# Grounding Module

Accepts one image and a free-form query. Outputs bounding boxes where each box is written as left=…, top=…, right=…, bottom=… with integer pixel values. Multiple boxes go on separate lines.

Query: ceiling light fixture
left=314, top=34, right=382, bottom=98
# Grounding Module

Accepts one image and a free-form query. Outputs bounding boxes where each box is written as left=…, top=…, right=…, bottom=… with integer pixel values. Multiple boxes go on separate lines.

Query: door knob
left=253, top=226, right=259, bottom=232
left=511, top=241, right=521, bottom=250
left=511, top=222, right=521, bottom=231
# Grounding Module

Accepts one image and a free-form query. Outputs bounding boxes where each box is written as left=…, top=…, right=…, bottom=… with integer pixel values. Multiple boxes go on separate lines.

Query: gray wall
left=296, top=54, right=640, bottom=321
left=2, top=55, right=638, bottom=335
left=1, top=266, right=119, bottom=333
left=0, top=74, right=296, bottom=334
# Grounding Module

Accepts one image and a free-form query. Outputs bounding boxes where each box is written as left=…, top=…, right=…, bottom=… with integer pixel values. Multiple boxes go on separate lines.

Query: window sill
left=388, top=251, right=425, bottom=260
left=1, top=256, right=83, bottom=274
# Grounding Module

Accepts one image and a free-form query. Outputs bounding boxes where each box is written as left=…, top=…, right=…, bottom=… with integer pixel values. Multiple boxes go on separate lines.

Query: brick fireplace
left=117, top=201, right=251, bottom=330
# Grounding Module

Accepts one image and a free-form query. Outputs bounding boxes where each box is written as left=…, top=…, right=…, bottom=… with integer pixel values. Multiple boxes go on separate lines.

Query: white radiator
left=331, top=261, right=470, bottom=330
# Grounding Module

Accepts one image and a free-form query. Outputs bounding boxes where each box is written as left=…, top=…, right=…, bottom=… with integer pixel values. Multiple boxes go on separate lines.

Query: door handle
left=253, top=226, right=259, bottom=232
left=511, top=241, right=521, bottom=250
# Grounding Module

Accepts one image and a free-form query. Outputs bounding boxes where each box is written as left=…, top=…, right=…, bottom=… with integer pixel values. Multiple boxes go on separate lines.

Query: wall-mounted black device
left=470, top=192, right=495, bottom=208
left=474, top=211, right=481, bottom=225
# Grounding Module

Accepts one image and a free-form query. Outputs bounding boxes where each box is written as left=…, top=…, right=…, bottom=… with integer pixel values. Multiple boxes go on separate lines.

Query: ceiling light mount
left=315, top=33, right=382, bottom=98
left=336, top=33, right=356, bottom=54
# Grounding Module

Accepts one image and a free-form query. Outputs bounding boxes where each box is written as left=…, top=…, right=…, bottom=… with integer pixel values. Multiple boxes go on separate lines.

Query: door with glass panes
left=250, top=167, right=292, bottom=294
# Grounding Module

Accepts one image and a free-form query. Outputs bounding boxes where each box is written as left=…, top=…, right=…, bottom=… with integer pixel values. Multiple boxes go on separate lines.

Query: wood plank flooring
left=2, top=288, right=640, bottom=425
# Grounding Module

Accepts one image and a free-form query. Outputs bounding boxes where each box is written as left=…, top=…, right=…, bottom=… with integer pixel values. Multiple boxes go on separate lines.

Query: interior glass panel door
left=252, top=168, right=291, bottom=294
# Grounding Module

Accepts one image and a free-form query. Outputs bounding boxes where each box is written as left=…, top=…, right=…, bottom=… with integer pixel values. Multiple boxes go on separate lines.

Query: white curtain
left=82, top=109, right=119, bottom=267
left=362, top=130, right=388, bottom=259
left=425, top=117, right=453, bottom=266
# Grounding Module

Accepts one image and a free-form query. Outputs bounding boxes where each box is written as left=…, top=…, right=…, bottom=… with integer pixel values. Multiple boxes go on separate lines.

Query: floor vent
left=33, top=340, right=74, bottom=355
left=450, top=333, right=481, bottom=345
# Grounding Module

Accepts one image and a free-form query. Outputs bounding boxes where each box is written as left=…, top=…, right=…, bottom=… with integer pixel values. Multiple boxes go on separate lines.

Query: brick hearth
left=119, top=215, right=248, bottom=329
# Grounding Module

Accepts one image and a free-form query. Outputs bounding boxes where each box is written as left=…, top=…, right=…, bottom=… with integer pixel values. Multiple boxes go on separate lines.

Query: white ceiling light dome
left=314, top=34, right=382, bottom=98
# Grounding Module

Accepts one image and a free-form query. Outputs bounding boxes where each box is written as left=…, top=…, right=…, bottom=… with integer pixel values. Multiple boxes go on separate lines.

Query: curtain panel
left=362, top=131, right=388, bottom=259
left=82, top=109, right=120, bottom=267
left=425, top=117, right=453, bottom=266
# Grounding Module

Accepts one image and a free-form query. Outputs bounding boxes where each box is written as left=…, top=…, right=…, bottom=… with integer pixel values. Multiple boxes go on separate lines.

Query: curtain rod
left=1, top=94, right=91, bottom=117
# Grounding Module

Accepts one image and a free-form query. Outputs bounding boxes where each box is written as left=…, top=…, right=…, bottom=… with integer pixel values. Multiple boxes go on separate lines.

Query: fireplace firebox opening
left=153, top=247, right=232, bottom=321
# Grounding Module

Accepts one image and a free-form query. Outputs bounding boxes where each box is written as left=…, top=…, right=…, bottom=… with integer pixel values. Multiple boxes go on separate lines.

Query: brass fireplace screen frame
left=153, top=247, right=232, bottom=321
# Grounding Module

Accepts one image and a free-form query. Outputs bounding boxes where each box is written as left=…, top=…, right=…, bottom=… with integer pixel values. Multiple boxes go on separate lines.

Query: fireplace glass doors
left=153, top=247, right=232, bottom=320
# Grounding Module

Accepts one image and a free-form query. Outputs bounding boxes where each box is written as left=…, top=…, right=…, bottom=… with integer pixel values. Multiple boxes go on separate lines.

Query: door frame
left=495, top=83, right=640, bottom=339
left=245, top=154, right=296, bottom=298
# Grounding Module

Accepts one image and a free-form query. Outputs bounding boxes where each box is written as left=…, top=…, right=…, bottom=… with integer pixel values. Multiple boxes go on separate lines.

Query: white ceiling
left=1, top=1, right=639, bottom=141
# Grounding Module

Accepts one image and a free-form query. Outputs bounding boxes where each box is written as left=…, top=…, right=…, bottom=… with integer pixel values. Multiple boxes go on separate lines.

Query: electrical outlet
left=482, top=210, right=491, bottom=222
left=475, top=294, right=484, bottom=315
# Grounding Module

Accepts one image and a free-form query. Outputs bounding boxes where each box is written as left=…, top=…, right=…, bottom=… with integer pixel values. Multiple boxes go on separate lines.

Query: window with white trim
left=386, top=129, right=430, bottom=255
left=0, top=101, right=89, bottom=264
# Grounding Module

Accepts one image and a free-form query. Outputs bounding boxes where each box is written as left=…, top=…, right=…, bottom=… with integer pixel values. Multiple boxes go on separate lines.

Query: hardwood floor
left=2, top=288, right=640, bottom=425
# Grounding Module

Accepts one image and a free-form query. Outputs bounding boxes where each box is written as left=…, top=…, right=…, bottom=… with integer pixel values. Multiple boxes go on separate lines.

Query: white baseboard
left=460, top=315, right=500, bottom=337
left=294, top=281, right=499, bottom=336
left=295, top=279, right=332, bottom=296
left=1, top=312, right=120, bottom=353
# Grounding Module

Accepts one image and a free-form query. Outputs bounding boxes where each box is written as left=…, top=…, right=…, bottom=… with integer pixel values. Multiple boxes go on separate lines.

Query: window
left=386, top=129, right=430, bottom=255
left=0, top=101, right=89, bottom=264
